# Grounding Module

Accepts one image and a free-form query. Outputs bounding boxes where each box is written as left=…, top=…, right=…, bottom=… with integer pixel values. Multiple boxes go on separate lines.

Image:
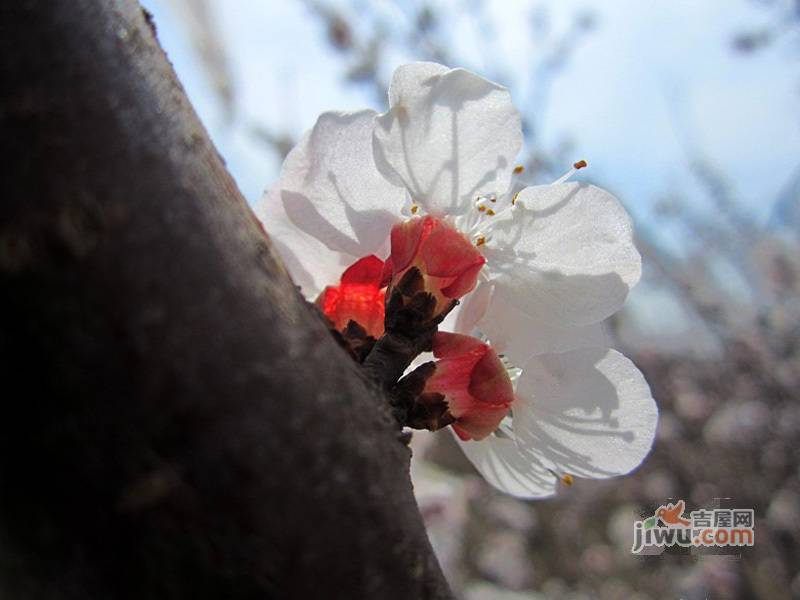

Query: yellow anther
left=573, top=159, right=587, bottom=170
left=511, top=191, right=520, bottom=205
left=475, top=235, right=486, bottom=247
left=477, top=205, right=487, bottom=213
left=548, top=468, right=574, bottom=487
left=513, top=165, right=525, bottom=174
left=410, top=204, right=419, bottom=214
left=487, top=208, right=496, bottom=216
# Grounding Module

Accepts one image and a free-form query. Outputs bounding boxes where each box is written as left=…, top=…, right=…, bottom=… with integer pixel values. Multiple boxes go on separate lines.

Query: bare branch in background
left=732, top=0, right=800, bottom=55
left=166, top=0, right=236, bottom=121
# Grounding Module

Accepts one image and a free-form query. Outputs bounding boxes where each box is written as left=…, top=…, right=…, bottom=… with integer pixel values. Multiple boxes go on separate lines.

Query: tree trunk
left=0, top=2, right=451, bottom=598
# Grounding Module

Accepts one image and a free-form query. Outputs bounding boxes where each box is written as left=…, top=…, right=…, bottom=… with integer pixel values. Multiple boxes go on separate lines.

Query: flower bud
left=387, top=216, right=485, bottom=316
left=423, top=332, right=514, bottom=441
left=316, top=255, right=388, bottom=339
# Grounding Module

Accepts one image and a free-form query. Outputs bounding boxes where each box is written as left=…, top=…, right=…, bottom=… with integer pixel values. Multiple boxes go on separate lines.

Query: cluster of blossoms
left=258, top=62, right=658, bottom=498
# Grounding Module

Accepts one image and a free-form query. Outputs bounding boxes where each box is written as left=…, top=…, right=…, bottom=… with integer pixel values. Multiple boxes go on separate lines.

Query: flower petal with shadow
left=484, top=183, right=641, bottom=328
left=373, top=62, right=522, bottom=216
left=453, top=430, right=558, bottom=499
left=513, top=347, right=658, bottom=479
left=280, top=109, right=406, bottom=257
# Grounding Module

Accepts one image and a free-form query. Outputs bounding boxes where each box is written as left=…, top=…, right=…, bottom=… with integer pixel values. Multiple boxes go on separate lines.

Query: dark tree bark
left=0, top=2, right=451, bottom=599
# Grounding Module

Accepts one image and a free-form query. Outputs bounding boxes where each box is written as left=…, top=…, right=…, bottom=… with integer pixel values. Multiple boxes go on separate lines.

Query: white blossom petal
left=484, top=183, right=641, bottom=327
left=280, top=110, right=406, bottom=258
left=453, top=430, right=557, bottom=499
left=373, top=62, right=522, bottom=216
left=443, top=277, right=493, bottom=337
left=513, top=348, right=657, bottom=479
left=256, top=186, right=356, bottom=298
left=472, top=282, right=609, bottom=365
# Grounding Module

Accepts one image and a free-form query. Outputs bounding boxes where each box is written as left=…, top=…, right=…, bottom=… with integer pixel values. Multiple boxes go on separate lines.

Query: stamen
left=548, top=468, right=574, bottom=487
left=475, top=235, right=486, bottom=247
left=468, top=202, right=515, bottom=237
left=410, top=204, right=419, bottom=214
left=467, top=174, right=526, bottom=237
left=553, top=159, right=589, bottom=185
left=497, top=165, right=527, bottom=210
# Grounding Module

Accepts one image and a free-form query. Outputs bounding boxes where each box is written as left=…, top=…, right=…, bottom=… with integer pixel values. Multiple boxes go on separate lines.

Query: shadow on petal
left=513, top=348, right=657, bottom=479
left=454, top=430, right=558, bottom=499
left=282, top=189, right=395, bottom=258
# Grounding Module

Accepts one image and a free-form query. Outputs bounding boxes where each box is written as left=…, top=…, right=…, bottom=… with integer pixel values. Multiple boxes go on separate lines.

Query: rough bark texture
left=0, top=2, right=452, bottom=599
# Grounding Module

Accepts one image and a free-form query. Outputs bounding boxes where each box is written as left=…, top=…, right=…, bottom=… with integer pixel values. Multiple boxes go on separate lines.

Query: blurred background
left=140, top=0, right=800, bottom=597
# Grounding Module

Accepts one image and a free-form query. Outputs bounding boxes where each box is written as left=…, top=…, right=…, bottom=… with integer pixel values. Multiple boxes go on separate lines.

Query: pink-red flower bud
left=387, top=216, right=485, bottom=315
left=424, top=332, right=514, bottom=441
left=316, top=255, right=388, bottom=338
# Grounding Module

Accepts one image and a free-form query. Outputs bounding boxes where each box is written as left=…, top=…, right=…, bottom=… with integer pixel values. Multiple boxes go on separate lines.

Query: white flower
left=256, top=62, right=658, bottom=499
